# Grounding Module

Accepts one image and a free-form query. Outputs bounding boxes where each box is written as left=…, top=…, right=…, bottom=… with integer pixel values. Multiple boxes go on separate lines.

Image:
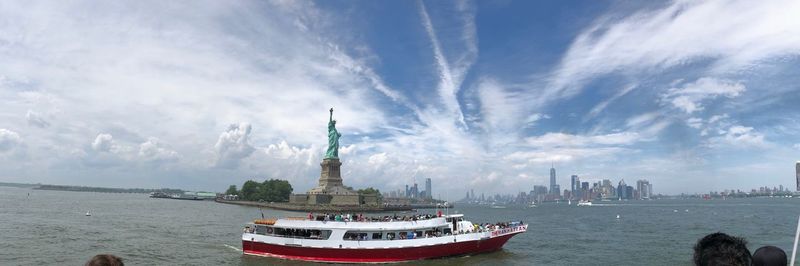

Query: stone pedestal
left=318, top=158, right=343, bottom=189
left=308, top=158, right=356, bottom=196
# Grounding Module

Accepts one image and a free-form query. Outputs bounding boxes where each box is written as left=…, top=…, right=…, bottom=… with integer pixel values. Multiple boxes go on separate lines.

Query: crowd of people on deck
left=694, top=232, right=788, bottom=266
left=472, top=221, right=524, bottom=233
left=308, top=212, right=442, bottom=222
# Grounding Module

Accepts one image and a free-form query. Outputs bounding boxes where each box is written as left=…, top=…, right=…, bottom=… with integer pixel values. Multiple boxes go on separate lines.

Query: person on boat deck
left=693, top=232, right=751, bottom=266
left=308, top=212, right=313, bottom=220
left=85, top=254, right=124, bottom=266
left=752, top=245, right=787, bottom=266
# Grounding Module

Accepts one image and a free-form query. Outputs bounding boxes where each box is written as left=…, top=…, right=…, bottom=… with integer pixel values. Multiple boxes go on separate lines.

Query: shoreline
left=215, top=199, right=415, bottom=212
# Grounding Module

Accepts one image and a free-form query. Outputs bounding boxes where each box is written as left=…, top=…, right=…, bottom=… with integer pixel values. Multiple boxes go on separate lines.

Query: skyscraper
left=571, top=175, right=579, bottom=197
left=550, top=164, right=557, bottom=195
left=796, top=161, right=800, bottom=192
left=636, top=179, right=651, bottom=200
left=617, top=179, right=627, bottom=200
left=425, top=178, right=432, bottom=199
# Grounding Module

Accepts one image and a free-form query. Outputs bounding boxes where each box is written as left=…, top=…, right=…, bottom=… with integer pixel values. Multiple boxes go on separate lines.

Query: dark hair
left=693, top=232, right=751, bottom=266
left=752, top=246, right=787, bottom=266
left=85, top=254, right=124, bottom=266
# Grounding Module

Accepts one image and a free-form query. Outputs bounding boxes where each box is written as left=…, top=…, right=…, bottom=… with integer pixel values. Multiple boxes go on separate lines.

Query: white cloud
left=686, top=117, right=703, bottom=129
left=708, top=125, right=767, bottom=148
left=626, top=112, right=662, bottom=128
left=25, top=110, right=50, bottom=128
left=91, top=134, right=114, bottom=152
left=708, top=114, right=728, bottom=124
left=367, top=152, right=388, bottom=167
left=526, top=132, right=642, bottom=148
left=478, top=78, right=528, bottom=145
left=504, top=147, right=631, bottom=165
left=418, top=1, right=476, bottom=128
left=661, top=78, right=745, bottom=113
left=587, top=84, right=637, bottom=119
left=547, top=0, right=800, bottom=101
left=214, top=123, right=255, bottom=168
left=524, top=113, right=548, bottom=126
left=0, top=129, right=22, bottom=152
left=138, top=137, right=179, bottom=163
left=263, top=140, right=317, bottom=167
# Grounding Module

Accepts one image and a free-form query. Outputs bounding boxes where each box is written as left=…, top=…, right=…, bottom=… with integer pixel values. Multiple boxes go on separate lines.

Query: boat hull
left=242, top=232, right=520, bottom=263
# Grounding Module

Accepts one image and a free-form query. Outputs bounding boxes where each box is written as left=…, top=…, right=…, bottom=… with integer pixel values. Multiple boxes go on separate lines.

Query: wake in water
left=224, top=244, right=242, bottom=253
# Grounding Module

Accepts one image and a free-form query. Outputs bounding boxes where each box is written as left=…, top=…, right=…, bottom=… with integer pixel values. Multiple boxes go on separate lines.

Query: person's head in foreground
left=85, top=254, right=124, bottom=266
left=693, top=232, right=751, bottom=266
left=752, top=245, right=787, bottom=266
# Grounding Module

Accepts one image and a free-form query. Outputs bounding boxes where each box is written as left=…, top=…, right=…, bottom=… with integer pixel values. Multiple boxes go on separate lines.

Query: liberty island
left=218, top=108, right=405, bottom=212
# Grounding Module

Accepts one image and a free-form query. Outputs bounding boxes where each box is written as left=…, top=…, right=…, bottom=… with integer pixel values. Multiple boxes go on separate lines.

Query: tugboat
left=241, top=213, right=527, bottom=263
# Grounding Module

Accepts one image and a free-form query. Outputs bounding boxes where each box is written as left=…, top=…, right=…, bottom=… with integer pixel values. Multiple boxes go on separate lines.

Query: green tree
left=358, top=187, right=382, bottom=200
left=258, top=179, right=293, bottom=202
left=240, top=180, right=261, bottom=201
left=225, top=185, right=238, bottom=195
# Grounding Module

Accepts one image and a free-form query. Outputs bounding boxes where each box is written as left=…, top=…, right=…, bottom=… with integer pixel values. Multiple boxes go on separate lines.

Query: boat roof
left=253, top=217, right=451, bottom=231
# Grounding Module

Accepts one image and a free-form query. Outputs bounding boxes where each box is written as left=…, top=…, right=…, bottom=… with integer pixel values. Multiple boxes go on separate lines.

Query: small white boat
left=576, top=201, right=592, bottom=207
left=85, top=211, right=91, bottom=216
left=528, top=203, right=537, bottom=208
left=616, top=214, right=620, bottom=219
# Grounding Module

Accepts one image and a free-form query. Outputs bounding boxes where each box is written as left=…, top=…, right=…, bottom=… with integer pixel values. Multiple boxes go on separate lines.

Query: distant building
left=533, top=185, right=548, bottom=202
left=571, top=175, right=580, bottom=198
left=550, top=165, right=557, bottom=195
left=425, top=178, right=432, bottom=199
left=617, top=179, right=627, bottom=200
left=796, top=161, right=800, bottom=191
left=636, top=179, right=652, bottom=199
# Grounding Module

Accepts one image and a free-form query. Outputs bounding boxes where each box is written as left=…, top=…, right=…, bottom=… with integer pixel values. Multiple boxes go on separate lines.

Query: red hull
left=242, top=233, right=520, bottom=263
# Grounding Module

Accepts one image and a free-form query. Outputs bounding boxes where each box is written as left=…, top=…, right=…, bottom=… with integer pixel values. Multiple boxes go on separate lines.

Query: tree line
left=225, top=179, right=293, bottom=202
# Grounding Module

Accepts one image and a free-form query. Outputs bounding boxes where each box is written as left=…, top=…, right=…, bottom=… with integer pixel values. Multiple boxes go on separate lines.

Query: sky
left=1, top=0, right=799, bottom=199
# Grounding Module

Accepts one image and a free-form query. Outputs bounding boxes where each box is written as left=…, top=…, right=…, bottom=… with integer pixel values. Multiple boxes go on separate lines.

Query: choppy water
left=2, top=186, right=799, bottom=265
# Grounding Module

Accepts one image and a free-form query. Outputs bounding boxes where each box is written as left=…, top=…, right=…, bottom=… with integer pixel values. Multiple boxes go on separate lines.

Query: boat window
left=343, top=231, right=370, bottom=241
left=265, top=227, right=331, bottom=240
left=372, top=232, right=382, bottom=239
left=255, top=225, right=267, bottom=235
left=386, top=232, right=396, bottom=240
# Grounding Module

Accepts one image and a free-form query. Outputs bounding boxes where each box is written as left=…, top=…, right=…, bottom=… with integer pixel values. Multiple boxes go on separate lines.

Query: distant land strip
left=30, top=184, right=184, bottom=194
left=215, top=199, right=415, bottom=213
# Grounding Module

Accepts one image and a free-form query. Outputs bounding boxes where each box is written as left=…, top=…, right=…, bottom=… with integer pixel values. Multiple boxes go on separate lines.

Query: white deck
left=272, top=217, right=450, bottom=231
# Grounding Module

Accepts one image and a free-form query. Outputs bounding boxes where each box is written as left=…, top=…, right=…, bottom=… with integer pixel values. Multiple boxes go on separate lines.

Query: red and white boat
left=241, top=213, right=527, bottom=263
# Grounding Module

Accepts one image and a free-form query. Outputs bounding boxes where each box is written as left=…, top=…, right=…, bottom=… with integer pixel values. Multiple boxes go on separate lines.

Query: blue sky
left=1, top=0, right=799, bottom=198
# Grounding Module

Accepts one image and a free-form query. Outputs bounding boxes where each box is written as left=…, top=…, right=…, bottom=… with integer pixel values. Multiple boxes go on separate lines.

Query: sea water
left=1, top=186, right=798, bottom=265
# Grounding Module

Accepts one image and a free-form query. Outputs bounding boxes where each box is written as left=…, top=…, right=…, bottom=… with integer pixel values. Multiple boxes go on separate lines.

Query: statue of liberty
left=325, top=108, right=341, bottom=159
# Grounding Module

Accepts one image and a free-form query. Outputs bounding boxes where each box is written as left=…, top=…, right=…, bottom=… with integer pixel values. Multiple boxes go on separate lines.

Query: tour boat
left=241, top=213, right=527, bottom=263
left=576, top=200, right=592, bottom=206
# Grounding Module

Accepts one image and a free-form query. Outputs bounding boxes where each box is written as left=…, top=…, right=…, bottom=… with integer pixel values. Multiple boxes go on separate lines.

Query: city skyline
left=1, top=1, right=800, bottom=199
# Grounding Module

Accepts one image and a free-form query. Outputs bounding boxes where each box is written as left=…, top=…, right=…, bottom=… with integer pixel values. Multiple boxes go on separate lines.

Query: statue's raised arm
left=329, top=108, right=333, bottom=122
